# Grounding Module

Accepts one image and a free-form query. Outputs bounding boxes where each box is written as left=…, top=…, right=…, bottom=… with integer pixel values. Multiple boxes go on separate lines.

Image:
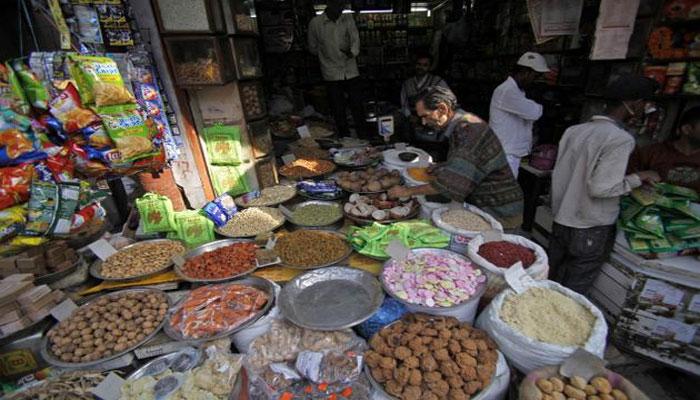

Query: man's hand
left=637, top=170, right=661, bottom=184
left=388, top=186, right=413, bottom=199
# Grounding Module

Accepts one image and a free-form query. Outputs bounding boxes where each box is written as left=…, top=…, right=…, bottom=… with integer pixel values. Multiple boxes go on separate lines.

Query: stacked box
left=0, top=276, right=66, bottom=336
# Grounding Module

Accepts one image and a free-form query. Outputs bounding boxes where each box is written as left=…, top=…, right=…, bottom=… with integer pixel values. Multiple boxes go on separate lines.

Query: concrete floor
left=604, top=345, right=699, bottom=400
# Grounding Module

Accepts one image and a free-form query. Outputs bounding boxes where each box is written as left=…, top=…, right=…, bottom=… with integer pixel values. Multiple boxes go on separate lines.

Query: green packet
left=173, top=210, right=215, bottom=248
left=202, top=124, right=242, bottom=166
left=634, top=210, right=665, bottom=239
left=654, top=182, right=699, bottom=201
left=664, top=218, right=698, bottom=232
left=621, top=199, right=645, bottom=223
left=97, top=104, right=155, bottom=162
left=677, top=224, right=700, bottom=240
left=24, top=181, right=80, bottom=237
left=631, top=186, right=661, bottom=206
left=647, top=237, right=677, bottom=253
left=136, top=192, right=177, bottom=233
left=626, top=234, right=651, bottom=253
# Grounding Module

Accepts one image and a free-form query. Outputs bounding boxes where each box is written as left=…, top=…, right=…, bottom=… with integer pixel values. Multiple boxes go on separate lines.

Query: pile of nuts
left=217, top=207, right=285, bottom=237
left=279, top=158, right=335, bottom=179
left=46, top=290, right=168, bottom=364
left=477, top=240, right=536, bottom=269
left=365, top=313, right=498, bottom=400
left=240, top=82, right=264, bottom=117
left=100, top=240, right=185, bottom=279
left=440, top=209, right=492, bottom=232
left=535, top=375, right=629, bottom=400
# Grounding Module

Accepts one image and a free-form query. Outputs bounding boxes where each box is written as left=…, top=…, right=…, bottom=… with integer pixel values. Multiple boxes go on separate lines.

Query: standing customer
left=400, top=51, right=450, bottom=119
left=489, top=52, right=549, bottom=178
left=549, top=75, right=660, bottom=294
left=308, top=0, right=366, bottom=138
left=388, top=86, right=524, bottom=230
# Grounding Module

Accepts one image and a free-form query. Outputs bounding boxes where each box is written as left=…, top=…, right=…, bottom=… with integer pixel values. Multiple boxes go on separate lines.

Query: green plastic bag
left=172, top=210, right=214, bottom=248
left=655, top=182, right=699, bottom=201
left=634, top=210, right=665, bottom=238
left=135, top=193, right=177, bottom=233
left=203, top=124, right=242, bottom=165
left=97, top=104, right=155, bottom=162
left=209, top=165, right=250, bottom=197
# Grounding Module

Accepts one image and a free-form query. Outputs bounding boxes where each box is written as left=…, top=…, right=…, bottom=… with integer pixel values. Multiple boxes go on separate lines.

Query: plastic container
left=380, top=248, right=487, bottom=324
left=432, top=204, right=503, bottom=255
left=381, top=147, right=432, bottom=173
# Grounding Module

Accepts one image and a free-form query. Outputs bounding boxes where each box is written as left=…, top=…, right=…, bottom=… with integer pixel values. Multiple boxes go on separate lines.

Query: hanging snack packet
left=81, top=123, right=113, bottom=149
left=98, top=104, right=155, bottom=162
left=24, top=180, right=59, bottom=236
left=135, top=192, right=177, bottom=233
left=173, top=210, right=215, bottom=248
left=49, top=83, right=100, bottom=133
left=0, top=63, right=29, bottom=115
left=202, top=124, right=242, bottom=165
left=68, top=54, right=135, bottom=106
left=11, top=59, right=49, bottom=110
left=0, top=128, right=46, bottom=166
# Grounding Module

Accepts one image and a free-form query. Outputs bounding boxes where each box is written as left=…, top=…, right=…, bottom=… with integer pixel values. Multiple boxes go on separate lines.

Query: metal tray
left=234, top=185, right=297, bottom=208
left=343, top=202, right=420, bottom=226
left=128, top=347, right=203, bottom=380
left=174, top=239, right=258, bottom=283
left=287, top=200, right=344, bottom=228
left=279, top=266, right=384, bottom=330
left=277, top=230, right=353, bottom=270
left=163, top=276, right=275, bottom=344
left=89, top=239, right=184, bottom=282
left=333, top=149, right=382, bottom=169
left=41, top=288, right=171, bottom=368
left=380, top=248, right=487, bottom=311
left=333, top=174, right=405, bottom=194
left=34, top=257, right=81, bottom=285
left=215, top=207, right=286, bottom=238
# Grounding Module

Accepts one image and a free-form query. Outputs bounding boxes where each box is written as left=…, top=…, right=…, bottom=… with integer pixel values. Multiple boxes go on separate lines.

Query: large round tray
left=279, top=266, right=384, bottom=330
left=333, top=149, right=382, bottom=169
left=287, top=200, right=344, bottom=228
left=34, top=257, right=81, bottom=285
left=89, top=239, right=183, bottom=282
left=40, top=288, right=171, bottom=369
left=276, top=230, right=353, bottom=270
left=163, top=276, right=275, bottom=344
left=127, top=347, right=203, bottom=380
left=297, top=187, right=347, bottom=201
left=333, top=173, right=405, bottom=194
left=343, top=202, right=420, bottom=226
left=279, top=159, right=336, bottom=180
left=215, top=207, right=286, bottom=238
left=174, top=239, right=258, bottom=283
left=380, top=248, right=487, bottom=312
left=234, top=185, right=297, bottom=208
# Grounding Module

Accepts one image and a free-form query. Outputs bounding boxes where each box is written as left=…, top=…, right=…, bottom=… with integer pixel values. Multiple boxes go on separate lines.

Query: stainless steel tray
left=287, top=200, right=344, bottom=228
left=34, top=257, right=81, bottom=285
left=174, top=239, right=258, bottom=283
left=234, top=185, right=297, bottom=208
left=277, top=230, right=353, bottom=270
left=279, top=266, right=384, bottom=330
left=41, top=288, right=171, bottom=368
left=128, top=347, right=202, bottom=380
left=380, top=248, right=487, bottom=311
left=89, top=239, right=184, bottom=282
left=215, top=207, right=286, bottom=238
left=163, top=276, right=275, bottom=344
left=333, top=175, right=405, bottom=194
left=343, top=202, right=420, bottom=226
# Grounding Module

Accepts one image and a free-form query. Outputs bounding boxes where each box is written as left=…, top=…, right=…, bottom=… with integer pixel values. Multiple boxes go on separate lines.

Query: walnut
left=409, top=369, right=422, bottom=386
left=477, top=364, right=494, bottom=382
left=465, top=380, right=482, bottom=395
left=427, top=379, right=450, bottom=397
left=448, top=388, right=469, bottom=400
left=385, top=380, right=404, bottom=397
left=394, top=366, right=411, bottom=385
left=387, top=332, right=402, bottom=347
left=371, top=367, right=387, bottom=383
left=370, top=335, right=387, bottom=351
left=365, top=350, right=382, bottom=368
left=448, top=339, right=462, bottom=354
left=460, top=366, right=477, bottom=381
left=424, top=371, right=442, bottom=383
left=447, top=376, right=464, bottom=389
left=423, top=328, right=438, bottom=337
left=439, top=360, right=460, bottom=378
left=403, top=385, right=422, bottom=400
left=407, top=322, right=423, bottom=334
left=460, top=339, right=477, bottom=351
left=420, top=391, right=438, bottom=400
left=404, top=356, right=420, bottom=369
left=438, top=329, right=453, bottom=340
left=421, top=354, right=438, bottom=372
left=430, top=339, right=448, bottom=351
left=379, top=356, right=397, bottom=369
left=434, top=348, right=450, bottom=361
left=455, top=352, right=477, bottom=367
left=394, top=346, right=412, bottom=360
left=408, top=337, right=424, bottom=352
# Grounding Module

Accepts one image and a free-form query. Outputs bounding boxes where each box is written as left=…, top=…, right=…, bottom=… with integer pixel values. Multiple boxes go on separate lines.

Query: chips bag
left=0, top=63, right=29, bottom=115
left=49, top=83, right=100, bottom=133
left=172, top=210, right=215, bottom=248
left=68, top=54, right=135, bottom=106
left=11, top=59, right=49, bottom=110
left=98, top=104, right=155, bottom=162
left=24, top=180, right=59, bottom=236
left=135, top=192, right=177, bottom=233
left=0, top=163, right=33, bottom=210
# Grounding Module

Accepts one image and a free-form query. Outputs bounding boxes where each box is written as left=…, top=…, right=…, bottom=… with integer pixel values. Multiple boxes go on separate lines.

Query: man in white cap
left=489, top=52, right=549, bottom=178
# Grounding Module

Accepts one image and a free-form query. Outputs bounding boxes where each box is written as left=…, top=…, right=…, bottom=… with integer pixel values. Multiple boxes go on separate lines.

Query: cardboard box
left=17, top=285, right=51, bottom=308
left=0, top=317, right=30, bottom=336
left=15, top=255, right=46, bottom=275
left=22, top=290, right=64, bottom=314
left=0, top=257, right=18, bottom=278
left=0, top=281, right=33, bottom=306
left=26, top=307, right=51, bottom=323
left=0, top=310, right=23, bottom=325
left=0, top=301, right=19, bottom=316
left=3, top=274, right=34, bottom=283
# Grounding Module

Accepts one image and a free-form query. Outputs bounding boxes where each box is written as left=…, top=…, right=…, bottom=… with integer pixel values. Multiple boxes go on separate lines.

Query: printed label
left=640, top=279, right=685, bottom=307
left=652, top=317, right=697, bottom=343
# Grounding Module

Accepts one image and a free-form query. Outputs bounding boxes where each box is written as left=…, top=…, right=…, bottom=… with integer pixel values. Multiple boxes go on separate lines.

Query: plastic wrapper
left=68, top=54, right=135, bottom=106
left=654, top=182, right=698, bottom=201
left=97, top=104, right=155, bottom=162
left=135, top=192, right=176, bottom=233
left=49, top=83, right=100, bottom=133
left=297, top=180, right=339, bottom=194
left=0, top=235, right=47, bottom=256
left=168, top=283, right=269, bottom=340
left=202, top=124, right=242, bottom=166
left=24, top=180, right=80, bottom=237
left=70, top=202, right=105, bottom=234
left=171, top=210, right=215, bottom=248
left=0, top=163, right=33, bottom=210
left=0, top=128, right=46, bottom=167
left=355, top=297, right=408, bottom=340
left=0, top=63, right=28, bottom=115
left=203, top=193, right=238, bottom=227
left=634, top=210, right=665, bottom=238
left=347, top=220, right=449, bottom=259
left=11, top=59, right=49, bottom=110
left=296, top=350, right=363, bottom=384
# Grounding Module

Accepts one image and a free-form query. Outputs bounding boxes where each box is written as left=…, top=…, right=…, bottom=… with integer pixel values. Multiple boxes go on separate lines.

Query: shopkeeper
left=387, top=86, right=524, bottom=230
left=549, top=75, right=661, bottom=295
left=400, top=51, right=450, bottom=120
left=489, top=52, right=549, bottom=178
left=628, top=106, right=700, bottom=193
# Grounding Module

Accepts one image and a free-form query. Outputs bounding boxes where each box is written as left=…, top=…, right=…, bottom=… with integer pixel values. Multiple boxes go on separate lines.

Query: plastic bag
left=0, top=164, right=33, bottom=210
left=0, top=128, right=46, bottom=167
left=432, top=204, right=503, bottom=254
left=49, top=83, right=100, bottom=133
left=475, top=280, right=608, bottom=373
left=97, top=104, right=155, bottom=162
left=209, top=165, right=250, bottom=197
left=354, top=297, right=408, bottom=340
left=231, top=281, right=281, bottom=353
left=24, top=180, right=80, bottom=237
left=0, top=204, right=26, bottom=243
left=0, top=63, right=28, bottom=115
left=202, top=124, right=242, bottom=165
left=68, top=54, right=135, bottom=106
left=11, top=59, right=49, bottom=110
left=172, top=210, right=214, bottom=248
left=135, top=192, right=176, bottom=233
left=202, top=193, right=238, bottom=227
left=467, top=233, right=549, bottom=300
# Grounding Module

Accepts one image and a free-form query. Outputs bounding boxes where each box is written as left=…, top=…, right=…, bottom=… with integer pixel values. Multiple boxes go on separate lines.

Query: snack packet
left=0, top=163, right=33, bottom=210
left=634, top=210, right=666, bottom=239
left=0, top=128, right=47, bottom=166
left=81, top=123, right=113, bottom=148
left=172, top=210, right=215, bottom=248
left=135, top=192, right=176, bottom=233
left=49, top=83, right=100, bottom=133
left=23, top=180, right=59, bottom=236
left=0, top=63, right=29, bottom=115
left=11, top=59, right=49, bottom=110
left=68, top=54, right=135, bottom=106
left=654, top=182, right=699, bottom=201
left=97, top=104, right=154, bottom=162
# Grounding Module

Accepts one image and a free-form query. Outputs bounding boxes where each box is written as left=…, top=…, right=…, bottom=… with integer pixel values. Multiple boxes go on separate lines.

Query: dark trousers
left=326, top=77, right=367, bottom=138
left=548, top=222, right=616, bottom=295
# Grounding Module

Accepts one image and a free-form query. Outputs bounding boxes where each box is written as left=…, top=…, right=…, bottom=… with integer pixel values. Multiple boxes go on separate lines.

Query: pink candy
left=382, top=252, right=485, bottom=307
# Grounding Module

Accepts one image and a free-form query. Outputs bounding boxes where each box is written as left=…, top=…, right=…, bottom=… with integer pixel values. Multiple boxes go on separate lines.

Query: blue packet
left=214, top=193, right=238, bottom=219
left=297, top=180, right=339, bottom=194
left=203, top=201, right=228, bottom=227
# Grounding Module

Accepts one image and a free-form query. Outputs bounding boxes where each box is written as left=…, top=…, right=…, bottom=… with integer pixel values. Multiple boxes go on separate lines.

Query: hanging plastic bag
left=68, top=54, right=135, bottom=106
left=135, top=192, right=176, bottom=233
left=172, top=210, right=215, bottom=248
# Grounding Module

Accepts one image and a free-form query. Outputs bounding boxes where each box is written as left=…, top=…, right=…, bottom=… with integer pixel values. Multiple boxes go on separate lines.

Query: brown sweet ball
left=408, top=369, right=422, bottom=386
left=427, top=379, right=450, bottom=397
left=421, top=354, right=438, bottom=372
left=448, top=388, right=469, bottom=400
left=402, top=385, right=422, bottom=400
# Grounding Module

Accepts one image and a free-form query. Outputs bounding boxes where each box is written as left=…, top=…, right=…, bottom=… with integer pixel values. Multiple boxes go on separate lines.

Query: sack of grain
left=432, top=204, right=503, bottom=254
left=467, top=233, right=548, bottom=301
left=476, top=280, right=608, bottom=373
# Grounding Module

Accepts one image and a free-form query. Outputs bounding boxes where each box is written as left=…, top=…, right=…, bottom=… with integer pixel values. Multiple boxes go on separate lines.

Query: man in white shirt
left=308, top=0, right=366, bottom=138
left=489, top=52, right=549, bottom=178
left=549, top=75, right=660, bottom=294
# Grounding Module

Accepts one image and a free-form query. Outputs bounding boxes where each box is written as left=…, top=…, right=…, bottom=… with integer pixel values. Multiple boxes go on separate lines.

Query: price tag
left=265, top=236, right=277, bottom=250
left=281, top=154, right=296, bottom=165
left=255, top=249, right=281, bottom=268
left=386, top=240, right=410, bottom=262
left=297, top=125, right=311, bottom=138
left=172, top=255, right=186, bottom=268
left=50, top=298, right=78, bottom=322
left=88, top=239, right=117, bottom=261
left=503, top=263, right=531, bottom=294
left=395, top=143, right=407, bottom=151
left=91, top=372, right=125, bottom=400
left=560, top=348, right=607, bottom=381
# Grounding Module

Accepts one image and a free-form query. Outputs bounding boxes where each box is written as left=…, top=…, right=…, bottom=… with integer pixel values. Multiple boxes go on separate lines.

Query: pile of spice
left=217, top=207, right=284, bottom=237
left=500, top=287, right=595, bottom=346
left=275, top=230, right=349, bottom=268
left=441, top=209, right=492, bottom=231
left=236, top=186, right=296, bottom=207
left=279, top=158, right=335, bottom=179
left=181, top=242, right=257, bottom=280
left=100, top=240, right=185, bottom=279
left=382, top=251, right=485, bottom=307
left=291, top=203, right=341, bottom=226
left=478, top=240, right=536, bottom=268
